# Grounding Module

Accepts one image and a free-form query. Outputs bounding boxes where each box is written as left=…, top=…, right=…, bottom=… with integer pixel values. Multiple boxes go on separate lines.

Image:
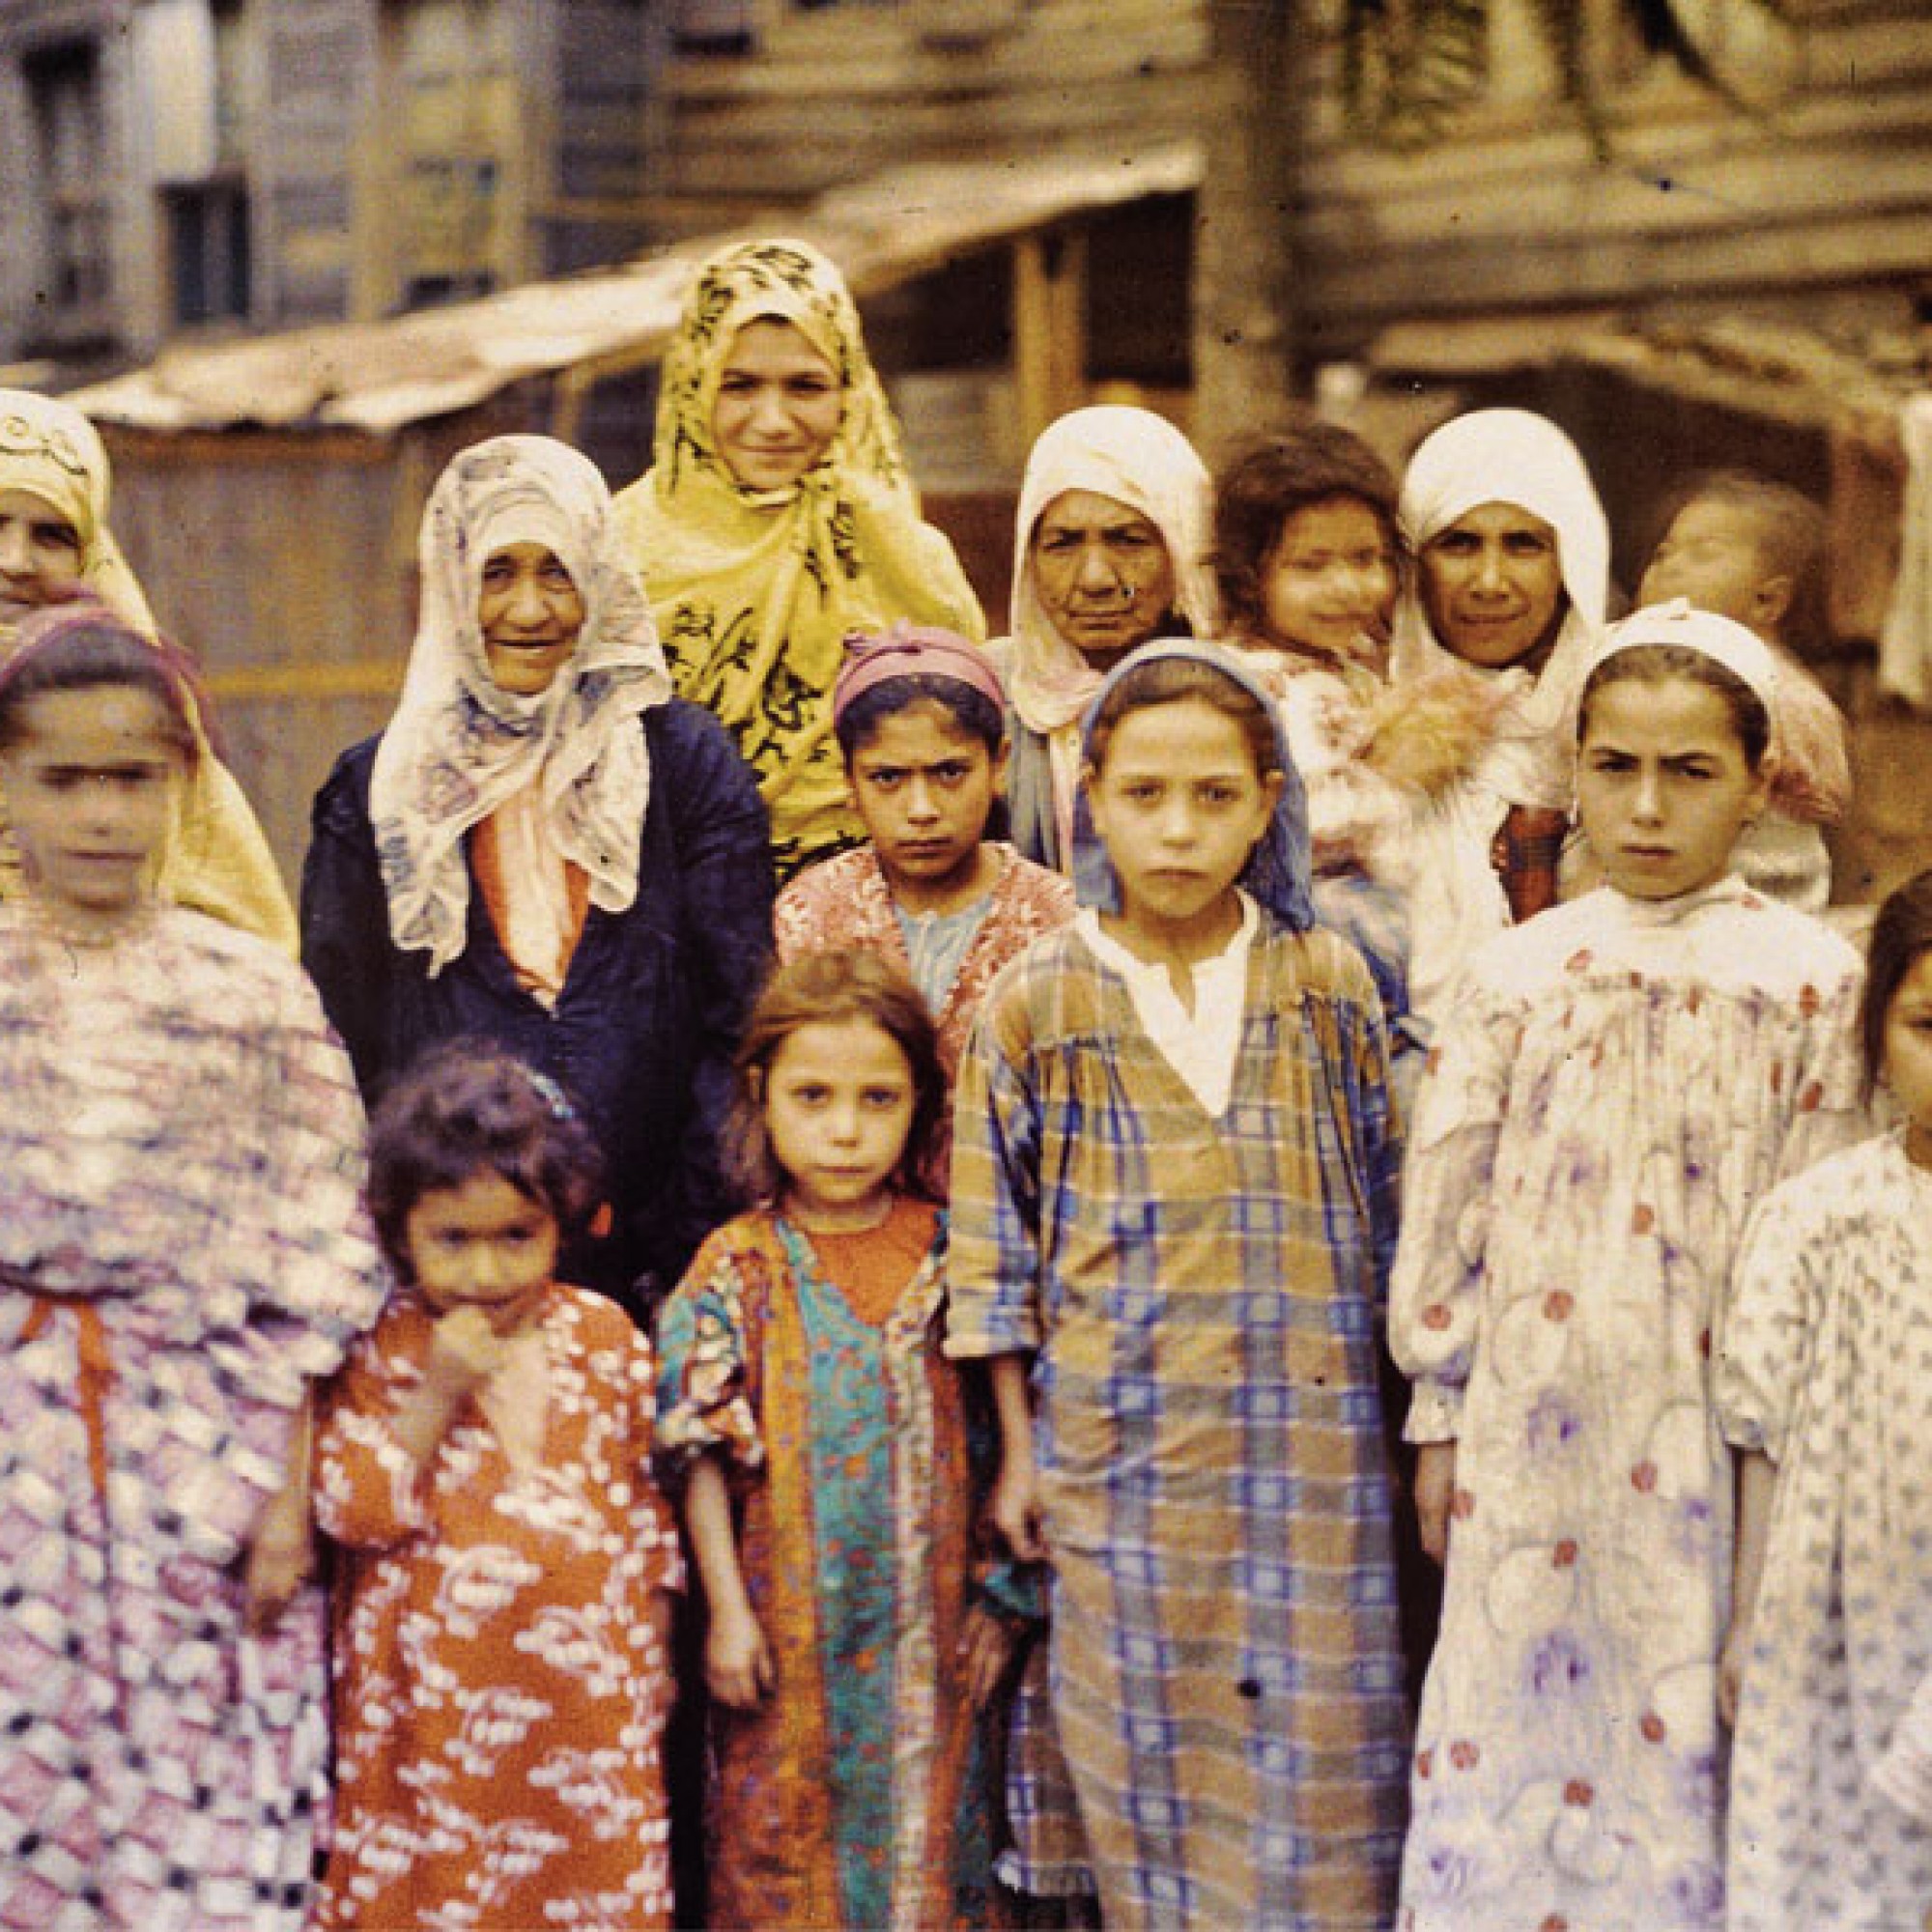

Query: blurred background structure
left=1, top=0, right=1929, bottom=898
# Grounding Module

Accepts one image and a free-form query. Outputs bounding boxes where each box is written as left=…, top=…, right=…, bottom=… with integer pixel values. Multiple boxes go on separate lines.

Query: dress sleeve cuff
left=1404, top=1379, right=1464, bottom=1444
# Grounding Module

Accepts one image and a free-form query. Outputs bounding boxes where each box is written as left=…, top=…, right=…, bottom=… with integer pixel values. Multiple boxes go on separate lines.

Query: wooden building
left=0, top=0, right=663, bottom=369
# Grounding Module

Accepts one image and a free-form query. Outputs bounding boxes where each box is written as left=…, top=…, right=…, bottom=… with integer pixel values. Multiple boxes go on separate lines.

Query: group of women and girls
left=0, top=228, right=1926, bottom=1932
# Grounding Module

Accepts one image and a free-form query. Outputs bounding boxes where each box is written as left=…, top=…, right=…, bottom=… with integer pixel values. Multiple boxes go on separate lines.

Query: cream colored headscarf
left=612, top=238, right=984, bottom=879
left=1390, top=407, right=1610, bottom=811
left=0, top=388, right=296, bottom=952
left=0, top=390, right=156, bottom=636
left=1001, top=404, right=1220, bottom=738
left=371, top=435, right=673, bottom=977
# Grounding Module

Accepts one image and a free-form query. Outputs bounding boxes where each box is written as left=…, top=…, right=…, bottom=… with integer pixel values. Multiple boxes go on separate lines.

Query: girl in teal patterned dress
left=656, top=949, right=1024, bottom=1929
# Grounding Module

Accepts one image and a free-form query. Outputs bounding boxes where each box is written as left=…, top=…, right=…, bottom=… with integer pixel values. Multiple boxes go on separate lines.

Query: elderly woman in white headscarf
left=302, top=434, right=774, bottom=1312
left=0, top=387, right=295, bottom=948
left=994, top=404, right=1219, bottom=870
left=1387, top=407, right=1612, bottom=1029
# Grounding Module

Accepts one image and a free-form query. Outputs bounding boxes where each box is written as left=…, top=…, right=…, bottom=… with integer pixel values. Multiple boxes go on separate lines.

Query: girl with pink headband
left=775, top=622, right=1074, bottom=1187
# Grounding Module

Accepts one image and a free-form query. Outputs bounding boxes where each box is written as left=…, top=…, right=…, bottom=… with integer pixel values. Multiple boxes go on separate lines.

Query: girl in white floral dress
left=1719, top=867, right=1932, bottom=1929
left=1390, top=604, right=1866, bottom=1932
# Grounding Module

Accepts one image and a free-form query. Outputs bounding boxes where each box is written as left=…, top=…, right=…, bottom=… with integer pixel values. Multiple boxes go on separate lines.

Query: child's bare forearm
left=684, top=1454, right=754, bottom=1620
left=1730, top=1448, right=1777, bottom=1627
left=987, top=1352, right=1037, bottom=1471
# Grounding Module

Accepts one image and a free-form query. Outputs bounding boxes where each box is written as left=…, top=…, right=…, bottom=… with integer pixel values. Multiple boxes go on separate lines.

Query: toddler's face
left=405, top=1171, right=559, bottom=1334
left=1259, top=495, right=1396, bottom=668
left=1637, top=500, right=1779, bottom=634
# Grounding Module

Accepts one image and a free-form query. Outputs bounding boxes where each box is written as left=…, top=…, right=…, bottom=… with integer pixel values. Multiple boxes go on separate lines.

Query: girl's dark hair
left=1211, top=423, right=1405, bottom=635
left=727, top=949, right=946, bottom=1206
left=1084, top=652, right=1281, bottom=781
left=1652, top=469, right=1830, bottom=655
left=834, top=674, right=1006, bottom=759
left=1577, top=643, right=1771, bottom=770
left=0, top=613, right=199, bottom=765
left=1861, top=869, right=1932, bottom=1102
left=367, top=1039, right=605, bottom=1275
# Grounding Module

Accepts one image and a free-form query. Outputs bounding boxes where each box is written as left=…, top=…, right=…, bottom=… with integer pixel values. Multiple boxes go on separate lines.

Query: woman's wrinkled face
left=0, top=488, right=84, bottom=630
left=477, top=542, right=584, bottom=696
left=1419, top=500, right=1567, bottom=673
left=710, top=318, right=843, bottom=492
left=1030, top=489, right=1178, bottom=669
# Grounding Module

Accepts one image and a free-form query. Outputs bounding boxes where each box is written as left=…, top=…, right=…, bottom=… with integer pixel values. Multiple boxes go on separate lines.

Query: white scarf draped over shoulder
left=1000, top=404, right=1221, bottom=738
left=1390, top=407, right=1610, bottom=812
left=370, top=435, right=673, bottom=976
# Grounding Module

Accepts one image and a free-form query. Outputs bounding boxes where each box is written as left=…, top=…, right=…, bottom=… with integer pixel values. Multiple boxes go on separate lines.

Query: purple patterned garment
left=0, top=905, right=384, bottom=1932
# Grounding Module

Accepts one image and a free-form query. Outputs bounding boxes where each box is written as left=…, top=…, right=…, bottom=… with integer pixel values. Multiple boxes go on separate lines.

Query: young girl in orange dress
left=655, top=950, right=1023, bottom=1929
left=314, top=1042, right=683, bottom=1929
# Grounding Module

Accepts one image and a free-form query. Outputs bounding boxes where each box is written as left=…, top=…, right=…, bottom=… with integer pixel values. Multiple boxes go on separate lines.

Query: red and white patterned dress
left=315, top=1284, right=683, bottom=1930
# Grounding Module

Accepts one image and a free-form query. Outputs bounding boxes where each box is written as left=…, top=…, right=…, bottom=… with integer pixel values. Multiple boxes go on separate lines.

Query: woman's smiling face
left=477, top=542, right=584, bottom=696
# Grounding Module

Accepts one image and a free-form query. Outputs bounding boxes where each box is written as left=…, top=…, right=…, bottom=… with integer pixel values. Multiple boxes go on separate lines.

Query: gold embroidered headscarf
left=0, top=389, right=296, bottom=952
left=611, top=240, right=985, bottom=879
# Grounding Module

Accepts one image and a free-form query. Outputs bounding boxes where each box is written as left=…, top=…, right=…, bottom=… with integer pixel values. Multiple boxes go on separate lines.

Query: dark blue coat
left=301, top=698, right=774, bottom=1317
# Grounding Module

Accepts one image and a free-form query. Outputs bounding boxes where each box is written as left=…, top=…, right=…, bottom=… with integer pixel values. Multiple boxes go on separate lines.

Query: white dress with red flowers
left=1389, top=879, right=1864, bottom=1932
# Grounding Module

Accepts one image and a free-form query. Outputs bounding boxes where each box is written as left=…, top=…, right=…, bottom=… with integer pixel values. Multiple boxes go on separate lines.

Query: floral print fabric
left=1389, top=879, right=1865, bottom=1931
left=1717, top=1131, right=1932, bottom=1929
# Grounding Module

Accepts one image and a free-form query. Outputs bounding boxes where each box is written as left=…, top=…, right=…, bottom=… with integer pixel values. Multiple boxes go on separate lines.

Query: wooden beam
left=1012, top=226, right=1088, bottom=448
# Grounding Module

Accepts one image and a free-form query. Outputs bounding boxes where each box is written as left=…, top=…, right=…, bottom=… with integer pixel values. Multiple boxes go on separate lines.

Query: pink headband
left=831, top=622, right=1007, bottom=725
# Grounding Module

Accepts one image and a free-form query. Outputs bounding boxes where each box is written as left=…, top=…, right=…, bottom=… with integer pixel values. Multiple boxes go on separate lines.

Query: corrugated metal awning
left=67, top=140, right=1202, bottom=436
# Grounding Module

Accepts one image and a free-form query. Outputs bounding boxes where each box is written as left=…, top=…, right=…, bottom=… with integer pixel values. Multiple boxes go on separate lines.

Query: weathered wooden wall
left=1290, top=2, right=1932, bottom=361
left=650, top=0, right=1210, bottom=233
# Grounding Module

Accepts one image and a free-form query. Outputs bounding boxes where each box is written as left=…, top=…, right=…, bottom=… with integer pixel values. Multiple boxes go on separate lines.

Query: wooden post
left=1190, top=0, right=1299, bottom=455
left=1012, top=225, right=1088, bottom=448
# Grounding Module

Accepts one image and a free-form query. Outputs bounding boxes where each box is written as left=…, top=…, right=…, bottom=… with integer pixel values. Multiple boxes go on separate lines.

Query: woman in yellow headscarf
left=613, top=239, right=985, bottom=880
left=0, top=389, right=296, bottom=950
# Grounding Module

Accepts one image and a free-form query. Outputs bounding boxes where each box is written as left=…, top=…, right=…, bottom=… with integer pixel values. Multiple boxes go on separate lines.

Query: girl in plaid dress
left=948, top=640, right=1410, bottom=1929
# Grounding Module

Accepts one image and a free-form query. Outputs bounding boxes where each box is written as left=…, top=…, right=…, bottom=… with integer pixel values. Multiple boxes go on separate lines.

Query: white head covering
left=1392, top=408, right=1609, bottom=810
left=1004, top=405, right=1219, bottom=737
left=1581, top=597, right=1783, bottom=723
left=370, top=435, right=673, bottom=975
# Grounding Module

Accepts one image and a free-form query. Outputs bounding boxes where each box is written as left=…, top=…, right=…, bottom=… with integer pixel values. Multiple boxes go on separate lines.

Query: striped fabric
left=947, top=923, right=1410, bottom=1929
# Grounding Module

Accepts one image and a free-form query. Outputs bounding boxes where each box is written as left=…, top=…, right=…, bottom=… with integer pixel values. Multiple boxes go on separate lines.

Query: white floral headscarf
left=370, top=435, right=672, bottom=974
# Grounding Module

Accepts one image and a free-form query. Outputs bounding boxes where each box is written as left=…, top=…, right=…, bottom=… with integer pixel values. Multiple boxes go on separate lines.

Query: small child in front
left=655, top=949, right=1021, bottom=1929
left=1390, top=603, right=1866, bottom=1932
left=314, top=1042, right=682, bottom=1929
left=948, top=640, right=1410, bottom=1929
left=1636, top=469, right=1852, bottom=909
left=1718, top=867, right=1932, bottom=1928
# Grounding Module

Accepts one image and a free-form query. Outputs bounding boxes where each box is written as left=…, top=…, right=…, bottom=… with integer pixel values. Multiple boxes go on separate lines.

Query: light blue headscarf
left=1070, top=639, right=1316, bottom=933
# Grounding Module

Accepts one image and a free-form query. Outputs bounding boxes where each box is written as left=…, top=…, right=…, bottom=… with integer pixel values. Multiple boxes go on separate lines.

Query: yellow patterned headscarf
left=0, top=388, right=296, bottom=952
left=611, top=239, right=985, bottom=879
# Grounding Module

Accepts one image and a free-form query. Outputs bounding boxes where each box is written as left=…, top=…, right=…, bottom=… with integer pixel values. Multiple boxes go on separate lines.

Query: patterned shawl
left=1001, top=404, right=1220, bottom=739
left=1072, top=639, right=1316, bottom=933
left=612, top=239, right=984, bottom=878
left=1390, top=407, right=1610, bottom=812
left=0, top=390, right=297, bottom=952
left=369, top=435, right=672, bottom=976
